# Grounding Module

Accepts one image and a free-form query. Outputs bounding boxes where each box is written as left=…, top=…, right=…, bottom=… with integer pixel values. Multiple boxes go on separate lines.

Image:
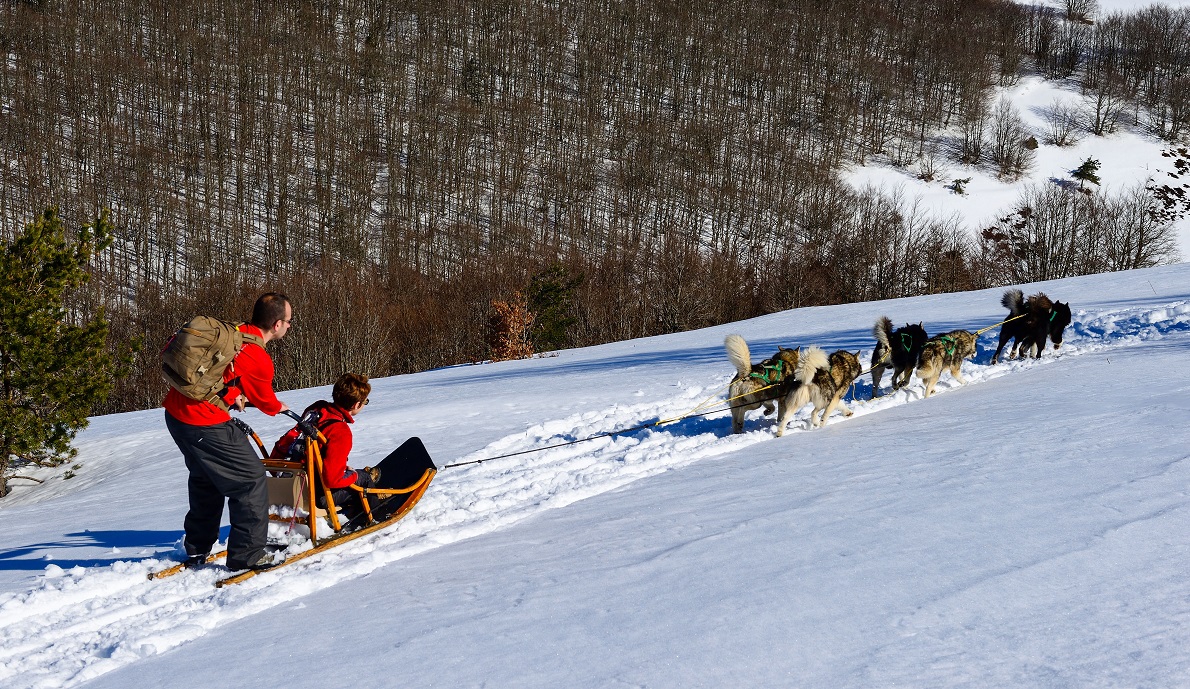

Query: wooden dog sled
left=150, top=412, right=435, bottom=586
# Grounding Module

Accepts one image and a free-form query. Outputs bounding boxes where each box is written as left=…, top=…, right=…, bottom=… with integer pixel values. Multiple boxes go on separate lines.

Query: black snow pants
left=317, top=471, right=377, bottom=522
left=165, top=412, right=269, bottom=570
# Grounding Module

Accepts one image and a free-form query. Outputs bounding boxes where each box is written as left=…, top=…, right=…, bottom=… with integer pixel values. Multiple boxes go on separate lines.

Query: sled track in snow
left=0, top=300, right=1187, bottom=689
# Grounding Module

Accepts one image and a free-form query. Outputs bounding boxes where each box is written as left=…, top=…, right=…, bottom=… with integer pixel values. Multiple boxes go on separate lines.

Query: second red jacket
left=270, top=401, right=358, bottom=490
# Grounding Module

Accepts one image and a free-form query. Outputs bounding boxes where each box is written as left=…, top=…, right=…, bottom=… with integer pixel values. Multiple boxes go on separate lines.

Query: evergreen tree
left=0, top=208, right=130, bottom=498
left=1072, top=157, right=1102, bottom=187
left=527, top=265, right=584, bottom=352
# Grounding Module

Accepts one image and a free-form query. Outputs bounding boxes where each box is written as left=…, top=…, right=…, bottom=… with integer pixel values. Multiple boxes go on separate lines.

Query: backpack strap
left=237, top=325, right=265, bottom=349
left=301, top=405, right=346, bottom=446
left=208, top=326, right=267, bottom=411
left=315, top=417, right=344, bottom=439
left=205, top=390, right=234, bottom=412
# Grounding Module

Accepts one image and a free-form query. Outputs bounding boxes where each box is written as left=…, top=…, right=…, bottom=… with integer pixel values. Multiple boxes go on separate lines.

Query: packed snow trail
left=0, top=298, right=1187, bottom=689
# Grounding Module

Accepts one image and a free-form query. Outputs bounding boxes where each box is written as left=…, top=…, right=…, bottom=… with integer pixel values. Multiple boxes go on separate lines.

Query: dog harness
left=936, top=335, right=956, bottom=356
left=748, top=360, right=787, bottom=385
left=899, top=332, right=915, bottom=352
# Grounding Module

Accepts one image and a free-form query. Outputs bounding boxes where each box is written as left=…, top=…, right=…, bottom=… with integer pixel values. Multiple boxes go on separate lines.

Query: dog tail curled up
left=788, top=346, right=829, bottom=410
left=1028, top=292, right=1053, bottom=311
left=794, top=346, right=829, bottom=384
left=725, top=334, right=752, bottom=379
left=873, top=316, right=893, bottom=350
left=1001, top=288, right=1025, bottom=315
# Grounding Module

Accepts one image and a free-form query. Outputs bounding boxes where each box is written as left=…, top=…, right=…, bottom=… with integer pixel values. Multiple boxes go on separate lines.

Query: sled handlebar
left=282, top=409, right=326, bottom=443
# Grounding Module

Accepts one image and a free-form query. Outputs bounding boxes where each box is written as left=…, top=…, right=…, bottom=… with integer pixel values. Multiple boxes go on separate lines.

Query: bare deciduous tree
left=1085, top=72, right=1130, bottom=135
left=1044, top=98, right=1083, bottom=146
left=988, top=97, right=1036, bottom=179
left=1066, top=0, right=1098, bottom=23
left=981, top=182, right=1179, bottom=283
left=959, top=96, right=989, bottom=165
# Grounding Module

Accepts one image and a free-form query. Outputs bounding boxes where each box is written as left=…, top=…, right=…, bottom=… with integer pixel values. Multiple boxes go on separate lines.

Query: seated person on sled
left=270, top=373, right=380, bottom=520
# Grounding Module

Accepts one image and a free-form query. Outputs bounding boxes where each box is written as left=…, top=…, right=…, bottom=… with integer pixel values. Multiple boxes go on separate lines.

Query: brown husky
left=916, top=330, right=978, bottom=398
left=778, top=346, right=863, bottom=432
left=725, top=334, right=801, bottom=434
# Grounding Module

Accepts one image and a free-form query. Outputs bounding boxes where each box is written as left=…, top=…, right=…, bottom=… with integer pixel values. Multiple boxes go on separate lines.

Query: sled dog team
left=726, top=289, right=1073, bottom=435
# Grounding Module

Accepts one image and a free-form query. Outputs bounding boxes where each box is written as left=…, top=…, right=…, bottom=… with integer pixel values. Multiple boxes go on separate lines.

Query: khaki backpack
left=162, top=316, right=265, bottom=411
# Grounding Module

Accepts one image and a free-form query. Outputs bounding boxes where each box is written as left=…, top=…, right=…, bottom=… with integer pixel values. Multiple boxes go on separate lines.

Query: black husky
left=991, top=289, right=1073, bottom=363
left=870, top=316, right=928, bottom=398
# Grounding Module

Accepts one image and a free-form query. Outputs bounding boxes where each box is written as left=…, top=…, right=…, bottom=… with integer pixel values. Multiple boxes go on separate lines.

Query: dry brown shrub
left=487, top=292, right=535, bottom=362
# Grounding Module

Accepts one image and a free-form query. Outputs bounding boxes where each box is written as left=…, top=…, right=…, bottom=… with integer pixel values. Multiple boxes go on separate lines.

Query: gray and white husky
left=781, top=346, right=863, bottom=431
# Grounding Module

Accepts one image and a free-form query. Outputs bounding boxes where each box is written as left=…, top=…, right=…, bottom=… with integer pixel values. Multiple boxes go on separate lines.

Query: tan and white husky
left=725, top=334, right=800, bottom=434
left=916, top=330, right=978, bottom=397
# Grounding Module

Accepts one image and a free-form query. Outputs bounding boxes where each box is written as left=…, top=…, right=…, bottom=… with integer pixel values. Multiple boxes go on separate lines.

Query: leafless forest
left=1, top=0, right=1186, bottom=413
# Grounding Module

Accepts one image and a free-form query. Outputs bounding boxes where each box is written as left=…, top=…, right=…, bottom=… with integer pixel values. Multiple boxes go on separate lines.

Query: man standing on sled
left=164, top=293, right=293, bottom=571
left=270, top=373, right=379, bottom=522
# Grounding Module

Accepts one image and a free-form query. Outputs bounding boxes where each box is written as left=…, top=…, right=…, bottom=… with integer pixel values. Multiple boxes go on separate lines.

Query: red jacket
left=163, top=324, right=284, bottom=426
left=270, top=401, right=358, bottom=490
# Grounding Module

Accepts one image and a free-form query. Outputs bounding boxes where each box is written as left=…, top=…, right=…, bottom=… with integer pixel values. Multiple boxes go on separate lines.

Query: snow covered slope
left=847, top=0, right=1190, bottom=258
left=847, top=73, right=1190, bottom=260
left=1, top=264, right=1189, bottom=688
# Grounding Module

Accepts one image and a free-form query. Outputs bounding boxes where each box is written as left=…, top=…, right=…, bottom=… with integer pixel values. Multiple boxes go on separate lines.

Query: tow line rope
left=859, top=349, right=890, bottom=376
left=974, top=312, right=1026, bottom=336
left=441, top=381, right=780, bottom=470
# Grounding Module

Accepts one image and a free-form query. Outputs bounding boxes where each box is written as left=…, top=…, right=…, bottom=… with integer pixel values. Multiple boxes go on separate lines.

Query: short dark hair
left=332, top=373, right=371, bottom=409
left=251, top=293, right=290, bottom=329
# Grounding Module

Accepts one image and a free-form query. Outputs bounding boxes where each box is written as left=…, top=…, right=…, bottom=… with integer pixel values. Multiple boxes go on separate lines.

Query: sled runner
left=149, top=415, right=435, bottom=585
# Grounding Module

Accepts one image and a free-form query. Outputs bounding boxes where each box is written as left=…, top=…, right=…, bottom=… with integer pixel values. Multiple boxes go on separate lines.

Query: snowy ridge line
left=0, top=299, right=1186, bottom=689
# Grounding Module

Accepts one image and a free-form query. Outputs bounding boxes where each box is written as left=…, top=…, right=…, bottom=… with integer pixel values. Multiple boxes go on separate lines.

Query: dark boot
left=226, top=551, right=272, bottom=572
left=183, top=539, right=210, bottom=569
